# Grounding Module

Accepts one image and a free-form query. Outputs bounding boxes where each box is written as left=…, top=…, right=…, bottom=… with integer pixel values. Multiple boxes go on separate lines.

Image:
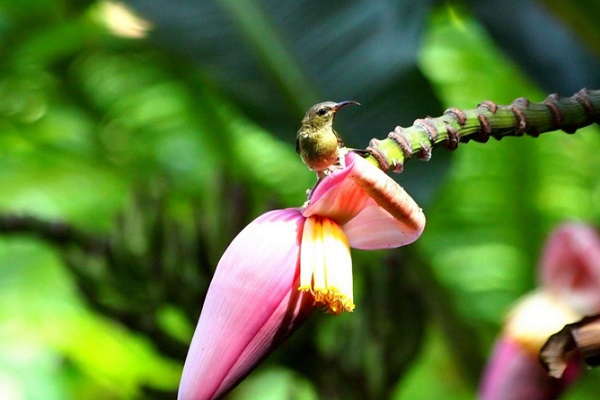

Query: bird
left=296, top=100, right=360, bottom=181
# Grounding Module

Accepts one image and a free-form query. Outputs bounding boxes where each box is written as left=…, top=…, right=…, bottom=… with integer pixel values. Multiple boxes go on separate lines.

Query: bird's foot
left=349, top=148, right=371, bottom=158
left=303, top=148, right=353, bottom=207
left=302, top=171, right=327, bottom=207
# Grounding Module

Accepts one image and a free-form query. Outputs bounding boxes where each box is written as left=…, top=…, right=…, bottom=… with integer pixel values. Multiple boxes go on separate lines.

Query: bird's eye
left=316, top=107, right=328, bottom=116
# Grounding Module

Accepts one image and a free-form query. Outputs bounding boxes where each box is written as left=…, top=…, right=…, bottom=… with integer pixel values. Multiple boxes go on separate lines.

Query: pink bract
left=540, top=222, right=600, bottom=314
left=178, top=209, right=314, bottom=400
left=304, top=152, right=425, bottom=249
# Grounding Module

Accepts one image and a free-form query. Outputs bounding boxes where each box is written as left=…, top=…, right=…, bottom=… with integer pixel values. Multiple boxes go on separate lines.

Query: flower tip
left=313, top=289, right=355, bottom=314
left=297, top=286, right=355, bottom=315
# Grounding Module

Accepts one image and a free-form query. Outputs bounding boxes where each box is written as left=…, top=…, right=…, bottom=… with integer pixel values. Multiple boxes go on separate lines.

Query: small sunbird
left=296, top=101, right=360, bottom=180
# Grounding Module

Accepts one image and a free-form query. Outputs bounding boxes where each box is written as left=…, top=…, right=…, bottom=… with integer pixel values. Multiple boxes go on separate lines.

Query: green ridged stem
left=365, top=88, right=600, bottom=172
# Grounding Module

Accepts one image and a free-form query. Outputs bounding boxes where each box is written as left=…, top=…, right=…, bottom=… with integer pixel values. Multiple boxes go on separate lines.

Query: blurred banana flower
left=178, top=152, right=425, bottom=399
left=479, top=223, right=600, bottom=400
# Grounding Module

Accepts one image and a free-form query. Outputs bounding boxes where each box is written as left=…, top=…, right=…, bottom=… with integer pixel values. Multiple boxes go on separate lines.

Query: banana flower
left=178, top=152, right=425, bottom=399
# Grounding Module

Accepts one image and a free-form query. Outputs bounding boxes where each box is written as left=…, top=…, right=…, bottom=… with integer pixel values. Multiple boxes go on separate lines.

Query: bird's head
left=301, top=101, right=360, bottom=130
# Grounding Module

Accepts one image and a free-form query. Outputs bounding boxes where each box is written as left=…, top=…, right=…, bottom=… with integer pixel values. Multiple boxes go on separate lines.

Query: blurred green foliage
left=0, top=0, right=599, bottom=399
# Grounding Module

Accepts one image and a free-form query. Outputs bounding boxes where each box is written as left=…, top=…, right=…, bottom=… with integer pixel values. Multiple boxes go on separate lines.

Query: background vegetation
left=1, top=0, right=600, bottom=399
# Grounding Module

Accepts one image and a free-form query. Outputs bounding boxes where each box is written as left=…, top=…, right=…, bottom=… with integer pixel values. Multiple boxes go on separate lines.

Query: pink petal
left=540, top=223, right=600, bottom=314
left=303, top=152, right=367, bottom=224
left=178, top=209, right=315, bottom=400
left=304, top=152, right=425, bottom=250
left=478, top=337, right=580, bottom=400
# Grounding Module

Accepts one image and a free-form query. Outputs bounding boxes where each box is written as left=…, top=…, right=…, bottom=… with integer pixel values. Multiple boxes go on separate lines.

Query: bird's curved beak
left=333, top=101, right=360, bottom=111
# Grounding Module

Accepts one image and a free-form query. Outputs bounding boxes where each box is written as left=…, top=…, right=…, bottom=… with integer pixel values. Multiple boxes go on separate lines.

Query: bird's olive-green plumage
left=296, top=101, right=359, bottom=176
